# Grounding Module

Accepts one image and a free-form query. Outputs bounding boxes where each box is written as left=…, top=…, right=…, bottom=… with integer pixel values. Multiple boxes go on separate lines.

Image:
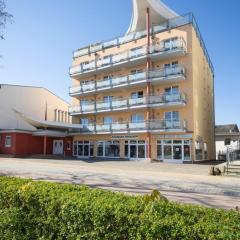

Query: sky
left=0, top=0, right=240, bottom=126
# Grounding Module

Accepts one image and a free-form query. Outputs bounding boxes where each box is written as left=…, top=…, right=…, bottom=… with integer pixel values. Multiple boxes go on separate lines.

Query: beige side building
left=68, top=0, right=215, bottom=163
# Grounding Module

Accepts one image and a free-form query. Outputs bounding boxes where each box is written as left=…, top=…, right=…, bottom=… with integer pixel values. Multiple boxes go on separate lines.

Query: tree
left=0, top=0, right=12, bottom=40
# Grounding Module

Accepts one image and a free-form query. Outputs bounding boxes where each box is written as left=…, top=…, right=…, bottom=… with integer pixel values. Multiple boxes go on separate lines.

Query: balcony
left=72, top=13, right=213, bottom=74
left=69, top=37, right=187, bottom=78
left=69, top=93, right=186, bottom=116
left=77, top=119, right=187, bottom=134
left=69, top=66, right=186, bottom=97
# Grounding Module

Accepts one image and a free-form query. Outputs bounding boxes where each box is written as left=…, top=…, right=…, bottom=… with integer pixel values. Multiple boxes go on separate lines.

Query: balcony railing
left=72, top=13, right=213, bottom=73
left=69, top=93, right=186, bottom=115
left=69, top=66, right=185, bottom=96
left=70, top=38, right=186, bottom=76
left=79, top=120, right=187, bottom=134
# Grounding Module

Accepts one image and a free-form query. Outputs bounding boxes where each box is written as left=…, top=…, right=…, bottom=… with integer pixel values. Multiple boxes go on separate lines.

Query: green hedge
left=0, top=177, right=239, bottom=240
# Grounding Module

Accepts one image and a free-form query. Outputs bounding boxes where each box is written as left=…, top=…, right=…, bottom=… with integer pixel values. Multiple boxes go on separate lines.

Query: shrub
left=0, top=177, right=239, bottom=240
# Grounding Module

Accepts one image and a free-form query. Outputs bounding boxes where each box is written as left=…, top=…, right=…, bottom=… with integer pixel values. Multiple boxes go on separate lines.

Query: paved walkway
left=0, top=158, right=239, bottom=210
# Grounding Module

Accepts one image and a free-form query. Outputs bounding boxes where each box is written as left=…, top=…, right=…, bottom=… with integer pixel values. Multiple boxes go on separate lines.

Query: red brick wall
left=0, top=132, right=73, bottom=157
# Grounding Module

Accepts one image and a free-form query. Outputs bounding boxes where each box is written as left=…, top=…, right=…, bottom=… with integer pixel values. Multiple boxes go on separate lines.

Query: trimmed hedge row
left=0, top=177, right=239, bottom=240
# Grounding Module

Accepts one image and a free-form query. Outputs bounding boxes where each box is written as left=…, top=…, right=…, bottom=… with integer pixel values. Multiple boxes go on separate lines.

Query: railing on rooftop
left=69, top=66, right=186, bottom=96
left=72, top=12, right=213, bottom=74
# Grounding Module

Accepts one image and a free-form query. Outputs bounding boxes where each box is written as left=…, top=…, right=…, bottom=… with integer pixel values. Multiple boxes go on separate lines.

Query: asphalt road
left=0, top=157, right=239, bottom=210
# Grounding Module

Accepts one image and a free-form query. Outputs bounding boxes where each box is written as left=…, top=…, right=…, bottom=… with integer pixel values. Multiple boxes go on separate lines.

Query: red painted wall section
left=0, top=132, right=73, bottom=157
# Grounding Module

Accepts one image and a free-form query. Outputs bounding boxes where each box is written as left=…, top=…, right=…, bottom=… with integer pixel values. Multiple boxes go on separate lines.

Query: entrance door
left=53, top=140, right=64, bottom=155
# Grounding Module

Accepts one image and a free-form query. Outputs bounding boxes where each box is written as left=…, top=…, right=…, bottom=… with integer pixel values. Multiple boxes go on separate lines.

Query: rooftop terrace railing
left=72, top=13, right=213, bottom=74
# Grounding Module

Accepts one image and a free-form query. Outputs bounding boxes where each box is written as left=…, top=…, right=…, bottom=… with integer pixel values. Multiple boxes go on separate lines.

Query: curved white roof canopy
left=127, top=0, right=178, bottom=34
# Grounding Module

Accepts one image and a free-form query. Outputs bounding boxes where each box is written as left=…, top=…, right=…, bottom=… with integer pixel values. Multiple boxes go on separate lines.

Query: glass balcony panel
left=149, top=69, right=164, bottom=79
left=112, top=52, right=128, bottom=63
left=111, top=99, right=127, bottom=108
left=81, top=104, right=95, bottom=112
left=111, top=76, right=128, bottom=86
left=74, top=48, right=89, bottom=58
left=129, top=97, right=145, bottom=106
left=96, top=124, right=111, bottom=132
left=69, top=106, right=81, bottom=113
left=118, top=34, right=135, bottom=44
left=165, top=94, right=180, bottom=102
left=70, top=65, right=82, bottom=75
left=112, top=123, right=128, bottom=131
left=103, top=39, right=118, bottom=48
left=82, top=61, right=95, bottom=71
left=153, top=23, right=168, bottom=33
left=135, top=30, right=147, bottom=39
left=70, top=86, right=81, bottom=94
left=129, top=122, right=146, bottom=129
left=97, top=79, right=111, bottom=89
left=149, top=95, right=164, bottom=104
left=82, top=83, right=95, bottom=91
left=98, top=57, right=111, bottom=67
left=81, top=124, right=95, bottom=132
left=129, top=47, right=146, bottom=58
left=97, top=102, right=111, bottom=110
left=129, top=72, right=146, bottom=82
left=90, top=44, right=102, bottom=52
left=150, top=120, right=164, bottom=129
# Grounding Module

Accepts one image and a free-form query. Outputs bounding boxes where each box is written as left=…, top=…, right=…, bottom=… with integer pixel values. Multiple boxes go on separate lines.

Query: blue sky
left=1, top=0, right=240, bottom=125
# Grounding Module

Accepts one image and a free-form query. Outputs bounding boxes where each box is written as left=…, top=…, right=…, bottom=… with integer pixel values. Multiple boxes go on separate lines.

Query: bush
left=0, top=177, right=239, bottom=240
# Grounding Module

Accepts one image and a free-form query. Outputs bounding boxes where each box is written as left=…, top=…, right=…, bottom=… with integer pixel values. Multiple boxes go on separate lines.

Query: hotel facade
left=69, top=0, right=215, bottom=163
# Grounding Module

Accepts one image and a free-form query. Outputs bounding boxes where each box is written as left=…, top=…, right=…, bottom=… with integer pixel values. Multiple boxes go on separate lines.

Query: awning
left=126, top=0, right=178, bottom=34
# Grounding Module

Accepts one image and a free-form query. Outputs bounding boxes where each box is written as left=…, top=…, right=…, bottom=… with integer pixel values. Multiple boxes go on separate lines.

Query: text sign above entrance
left=153, top=134, right=193, bottom=140
left=111, top=135, right=139, bottom=140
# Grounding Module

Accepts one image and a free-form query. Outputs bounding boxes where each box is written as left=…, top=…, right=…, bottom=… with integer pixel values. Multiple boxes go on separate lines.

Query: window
left=131, top=69, right=143, bottom=75
left=103, top=117, right=113, bottom=125
left=165, top=111, right=179, bottom=121
left=80, top=118, right=89, bottom=126
left=80, top=99, right=90, bottom=106
left=97, top=141, right=104, bottom=157
left=163, top=37, right=178, bottom=50
left=165, top=61, right=178, bottom=68
left=131, top=114, right=144, bottom=123
left=103, top=75, right=113, bottom=80
left=103, top=96, right=113, bottom=103
left=165, top=86, right=179, bottom=94
left=105, top=141, right=120, bottom=157
left=130, top=46, right=143, bottom=57
left=5, top=136, right=12, bottom=147
left=131, top=91, right=143, bottom=99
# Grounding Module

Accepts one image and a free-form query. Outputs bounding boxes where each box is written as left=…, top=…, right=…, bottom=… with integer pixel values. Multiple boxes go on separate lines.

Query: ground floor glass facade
left=157, top=140, right=191, bottom=162
left=73, top=136, right=192, bottom=162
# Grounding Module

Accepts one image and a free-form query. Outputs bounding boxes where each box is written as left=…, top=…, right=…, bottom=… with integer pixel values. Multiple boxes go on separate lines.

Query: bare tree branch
left=0, top=0, right=13, bottom=40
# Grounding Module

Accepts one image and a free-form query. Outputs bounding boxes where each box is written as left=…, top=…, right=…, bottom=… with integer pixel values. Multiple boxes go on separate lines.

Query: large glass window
left=74, top=141, right=94, bottom=158
left=157, top=140, right=191, bottom=161
left=157, top=140, right=163, bottom=160
left=105, top=141, right=120, bottom=158
left=125, top=140, right=146, bottom=159
left=97, top=141, right=104, bottom=157
left=164, top=145, right=172, bottom=160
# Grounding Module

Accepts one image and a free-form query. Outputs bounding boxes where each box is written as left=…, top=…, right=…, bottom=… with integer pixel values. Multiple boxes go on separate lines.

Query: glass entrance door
left=173, top=145, right=182, bottom=160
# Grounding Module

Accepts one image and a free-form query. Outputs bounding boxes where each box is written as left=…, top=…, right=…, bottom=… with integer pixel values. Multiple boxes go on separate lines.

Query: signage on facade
left=153, top=134, right=193, bottom=140
left=111, top=135, right=139, bottom=140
